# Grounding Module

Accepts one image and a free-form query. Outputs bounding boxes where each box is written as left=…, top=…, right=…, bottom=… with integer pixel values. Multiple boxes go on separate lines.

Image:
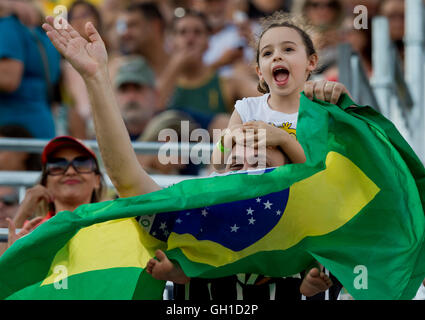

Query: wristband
left=217, top=139, right=231, bottom=153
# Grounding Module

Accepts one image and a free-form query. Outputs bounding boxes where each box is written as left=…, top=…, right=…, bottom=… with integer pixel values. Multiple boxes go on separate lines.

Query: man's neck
left=140, top=43, right=169, bottom=76
left=179, top=63, right=211, bottom=83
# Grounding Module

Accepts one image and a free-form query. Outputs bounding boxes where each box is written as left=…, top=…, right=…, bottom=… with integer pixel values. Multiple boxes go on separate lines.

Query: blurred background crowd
left=0, top=0, right=413, bottom=244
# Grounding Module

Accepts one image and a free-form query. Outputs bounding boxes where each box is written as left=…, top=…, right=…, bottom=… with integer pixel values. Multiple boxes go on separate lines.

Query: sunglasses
left=0, top=194, right=19, bottom=206
left=46, top=156, right=98, bottom=176
left=307, top=1, right=338, bottom=9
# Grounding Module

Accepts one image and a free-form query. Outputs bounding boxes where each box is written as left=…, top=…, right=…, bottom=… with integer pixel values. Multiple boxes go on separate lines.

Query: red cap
left=41, top=136, right=98, bottom=166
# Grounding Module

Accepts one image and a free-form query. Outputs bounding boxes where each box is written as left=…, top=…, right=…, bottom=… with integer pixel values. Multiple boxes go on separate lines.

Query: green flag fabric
left=0, top=93, right=424, bottom=300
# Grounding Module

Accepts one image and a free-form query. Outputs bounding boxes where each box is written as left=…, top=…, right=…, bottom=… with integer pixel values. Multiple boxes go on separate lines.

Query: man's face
left=195, top=0, right=228, bottom=31
left=116, top=83, right=156, bottom=135
left=225, top=145, right=286, bottom=172
left=173, top=16, right=209, bottom=56
left=381, top=0, right=405, bottom=41
left=0, top=187, right=19, bottom=228
left=118, top=12, right=152, bottom=54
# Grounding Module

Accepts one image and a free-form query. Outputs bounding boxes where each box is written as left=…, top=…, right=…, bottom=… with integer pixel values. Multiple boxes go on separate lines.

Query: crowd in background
left=0, top=0, right=412, bottom=250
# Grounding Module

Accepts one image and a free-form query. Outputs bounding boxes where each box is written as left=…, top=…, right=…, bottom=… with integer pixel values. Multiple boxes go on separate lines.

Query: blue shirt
left=0, top=16, right=60, bottom=138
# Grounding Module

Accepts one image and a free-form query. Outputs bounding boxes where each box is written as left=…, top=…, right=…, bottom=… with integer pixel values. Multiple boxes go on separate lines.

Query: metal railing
left=0, top=138, right=214, bottom=155
left=339, top=0, right=424, bottom=162
left=370, top=0, right=424, bottom=161
left=338, top=43, right=380, bottom=111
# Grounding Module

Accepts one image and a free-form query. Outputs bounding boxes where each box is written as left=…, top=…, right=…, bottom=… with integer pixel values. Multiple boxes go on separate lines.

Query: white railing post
left=405, top=0, right=425, bottom=162
left=371, top=17, right=394, bottom=120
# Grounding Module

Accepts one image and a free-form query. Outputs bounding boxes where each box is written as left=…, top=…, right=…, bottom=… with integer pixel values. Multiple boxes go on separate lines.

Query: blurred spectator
left=113, top=56, right=157, bottom=141
left=237, top=0, right=293, bottom=19
left=0, top=186, right=20, bottom=256
left=0, top=125, right=42, bottom=171
left=62, top=0, right=104, bottom=139
left=341, top=14, right=373, bottom=78
left=117, top=2, right=169, bottom=78
left=292, top=0, right=346, bottom=79
left=39, top=0, right=105, bottom=16
left=0, top=0, right=61, bottom=139
left=0, top=187, right=19, bottom=228
left=137, top=110, right=202, bottom=175
left=192, top=0, right=256, bottom=78
left=378, top=0, right=405, bottom=62
left=158, top=10, right=259, bottom=137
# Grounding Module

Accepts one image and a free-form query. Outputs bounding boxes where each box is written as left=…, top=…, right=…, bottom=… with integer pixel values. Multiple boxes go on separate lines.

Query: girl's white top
left=235, top=93, right=299, bottom=131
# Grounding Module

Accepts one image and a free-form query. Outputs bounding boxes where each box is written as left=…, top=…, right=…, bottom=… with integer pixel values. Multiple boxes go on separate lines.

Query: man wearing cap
left=114, top=56, right=158, bottom=141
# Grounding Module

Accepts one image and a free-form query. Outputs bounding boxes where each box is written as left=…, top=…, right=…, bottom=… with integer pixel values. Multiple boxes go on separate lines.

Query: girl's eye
left=262, top=51, right=272, bottom=57
left=284, top=47, right=294, bottom=52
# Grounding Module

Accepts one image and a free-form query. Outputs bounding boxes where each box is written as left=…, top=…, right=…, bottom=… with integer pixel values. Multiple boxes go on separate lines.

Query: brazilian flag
left=0, top=94, right=424, bottom=300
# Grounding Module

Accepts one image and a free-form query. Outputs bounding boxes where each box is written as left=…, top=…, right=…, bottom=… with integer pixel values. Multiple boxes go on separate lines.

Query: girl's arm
left=210, top=109, right=243, bottom=172
left=42, top=17, right=160, bottom=198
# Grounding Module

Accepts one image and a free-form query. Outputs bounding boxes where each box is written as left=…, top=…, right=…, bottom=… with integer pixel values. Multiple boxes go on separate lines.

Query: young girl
left=211, top=11, right=348, bottom=171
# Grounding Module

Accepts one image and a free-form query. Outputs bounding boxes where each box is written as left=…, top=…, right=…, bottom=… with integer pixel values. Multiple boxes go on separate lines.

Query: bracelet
left=217, top=139, right=231, bottom=153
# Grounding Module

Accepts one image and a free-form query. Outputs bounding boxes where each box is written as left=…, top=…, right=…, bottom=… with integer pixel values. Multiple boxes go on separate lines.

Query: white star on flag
left=276, top=210, right=281, bottom=216
left=248, top=217, right=256, bottom=225
left=186, top=212, right=191, bottom=216
left=201, top=209, right=208, bottom=217
left=176, top=218, right=182, bottom=224
left=163, top=230, right=169, bottom=237
left=264, top=200, right=273, bottom=209
left=231, top=224, right=240, bottom=232
left=159, top=222, right=167, bottom=230
left=256, top=198, right=261, bottom=203
left=246, top=208, right=254, bottom=215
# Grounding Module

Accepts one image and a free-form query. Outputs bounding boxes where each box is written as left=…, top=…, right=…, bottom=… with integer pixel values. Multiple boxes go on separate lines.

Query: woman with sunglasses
left=6, top=136, right=105, bottom=247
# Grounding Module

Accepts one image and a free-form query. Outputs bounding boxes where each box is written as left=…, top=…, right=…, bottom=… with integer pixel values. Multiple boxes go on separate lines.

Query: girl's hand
left=241, top=121, right=290, bottom=149
left=42, top=16, right=108, bottom=79
left=304, top=80, right=350, bottom=105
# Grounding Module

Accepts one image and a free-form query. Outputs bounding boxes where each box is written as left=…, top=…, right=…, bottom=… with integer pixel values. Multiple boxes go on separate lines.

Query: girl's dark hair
left=255, top=11, right=318, bottom=94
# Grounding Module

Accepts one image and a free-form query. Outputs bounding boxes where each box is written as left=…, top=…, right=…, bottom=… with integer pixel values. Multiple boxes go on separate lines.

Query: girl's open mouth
left=272, top=66, right=290, bottom=86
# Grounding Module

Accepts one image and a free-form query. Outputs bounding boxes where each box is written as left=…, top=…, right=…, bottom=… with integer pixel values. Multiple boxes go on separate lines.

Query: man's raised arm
left=42, top=17, right=160, bottom=197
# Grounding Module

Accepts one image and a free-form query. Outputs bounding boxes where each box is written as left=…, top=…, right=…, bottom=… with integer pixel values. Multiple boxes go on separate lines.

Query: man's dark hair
left=126, top=2, right=165, bottom=29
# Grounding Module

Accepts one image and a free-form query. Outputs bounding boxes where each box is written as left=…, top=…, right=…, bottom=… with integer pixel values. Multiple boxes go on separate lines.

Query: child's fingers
left=155, top=249, right=166, bottom=262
